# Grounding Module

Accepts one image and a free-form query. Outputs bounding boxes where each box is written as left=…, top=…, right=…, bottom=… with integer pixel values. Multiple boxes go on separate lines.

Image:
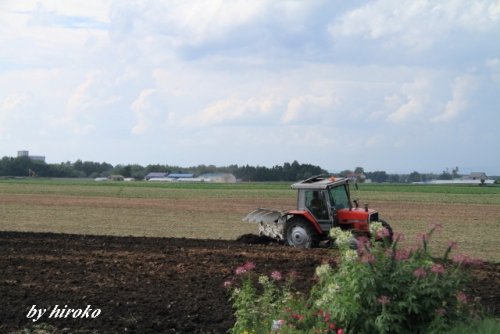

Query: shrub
left=314, top=223, right=479, bottom=333
left=226, top=223, right=481, bottom=333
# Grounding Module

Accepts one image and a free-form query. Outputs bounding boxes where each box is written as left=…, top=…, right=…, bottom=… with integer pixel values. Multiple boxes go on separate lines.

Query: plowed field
left=0, top=231, right=498, bottom=333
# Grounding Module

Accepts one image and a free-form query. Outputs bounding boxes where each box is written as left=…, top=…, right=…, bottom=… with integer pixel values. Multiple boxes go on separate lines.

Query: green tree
left=366, top=171, right=388, bottom=183
left=354, top=166, right=365, bottom=174
left=408, top=171, right=422, bottom=183
left=439, top=168, right=452, bottom=180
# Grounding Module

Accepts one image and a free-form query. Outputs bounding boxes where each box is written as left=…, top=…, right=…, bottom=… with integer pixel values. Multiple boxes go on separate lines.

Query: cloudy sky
left=1, top=0, right=499, bottom=174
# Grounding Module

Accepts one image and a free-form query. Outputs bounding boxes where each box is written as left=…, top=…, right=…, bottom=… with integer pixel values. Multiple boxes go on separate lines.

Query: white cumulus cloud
left=282, top=93, right=337, bottom=124
left=386, top=79, right=430, bottom=123
left=131, top=89, right=159, bottom=135
left=185, top=95, right=280, bottom=127
left=329, top=0, right=500, bottom=51
left=431, top=75, right=476, bottom=123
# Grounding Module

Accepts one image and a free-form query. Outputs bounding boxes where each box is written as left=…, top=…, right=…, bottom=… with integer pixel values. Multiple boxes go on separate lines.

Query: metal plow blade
left=242, top=208, right=283, bottom=224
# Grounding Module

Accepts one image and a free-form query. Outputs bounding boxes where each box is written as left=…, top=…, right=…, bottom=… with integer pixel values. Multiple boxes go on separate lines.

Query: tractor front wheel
left=285, top=218, right=317, bottom=248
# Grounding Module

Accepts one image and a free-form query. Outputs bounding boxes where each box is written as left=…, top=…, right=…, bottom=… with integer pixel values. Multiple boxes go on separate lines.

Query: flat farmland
left=0, top=179, right=499, bottom=333
left=0, top=179, right=499, bottom=261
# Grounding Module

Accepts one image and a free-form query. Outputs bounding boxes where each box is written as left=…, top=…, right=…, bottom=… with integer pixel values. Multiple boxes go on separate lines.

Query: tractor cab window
left=305, top=190, right=329, bottom=220
left=328, top=185, right=349, bottom=210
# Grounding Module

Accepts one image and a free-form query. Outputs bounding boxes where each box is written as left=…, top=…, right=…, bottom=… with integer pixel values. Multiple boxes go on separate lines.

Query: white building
left=199, top=173, right=237, bottom=183
left=17, top=150, right=45, bottom=162
left=427, top=172, right=494, bottom=185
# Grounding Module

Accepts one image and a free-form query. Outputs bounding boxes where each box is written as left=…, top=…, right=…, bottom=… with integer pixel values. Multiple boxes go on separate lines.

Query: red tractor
left=243, top=175, right=392, bottom=248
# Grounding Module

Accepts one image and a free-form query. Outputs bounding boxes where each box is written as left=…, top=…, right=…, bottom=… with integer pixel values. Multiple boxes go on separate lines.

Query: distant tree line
left=332, top=166, right=498, bottom=184
left=0, top=157, right=326, bottom=182
left=1, top=157, right=496, bottom=183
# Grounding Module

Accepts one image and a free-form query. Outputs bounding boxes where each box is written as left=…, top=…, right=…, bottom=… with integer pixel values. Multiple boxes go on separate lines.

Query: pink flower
left=377, top=295, right=391, bottom=305
left=452, top=254, right=467, bottom=264
left=322, top=312, right=330, bottom=322
left=223, top=280, right=232, bottom=288
left=271, top=270, right=283, bottom=281
left=235, top=266, right=246, bottom=275
left=355, top=236, right=370, bottom=253
left=235, top=261, right=256, bottom=275
left=456, top=291, right=468, bottom=304
left=361, top=253, right=375, bottom=264
left=394, top=249, right=409, bottom=261
left=376, top=227, right=391, bottom=239
left=431, top=263, right=445, bottom=274
left=243, top=261, right=256, bottom=270
left=452, top=254, right=482, bottom=266
left=291, top=313, right=304, bottom=321
left=337, top=328, right=344, bottom=334
left=393, top=232, right=405, bottom=242
left=413, top=267, right=427, bottom=278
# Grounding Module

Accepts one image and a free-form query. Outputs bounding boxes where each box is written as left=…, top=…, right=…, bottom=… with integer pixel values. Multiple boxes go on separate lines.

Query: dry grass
left=0, top=180, right=498, bottom=261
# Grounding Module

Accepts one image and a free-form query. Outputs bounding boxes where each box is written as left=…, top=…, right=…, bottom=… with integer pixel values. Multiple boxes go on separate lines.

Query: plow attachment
left=242, top=208, right=286, bottom=240
left=242, top=208, right=283, bottom=224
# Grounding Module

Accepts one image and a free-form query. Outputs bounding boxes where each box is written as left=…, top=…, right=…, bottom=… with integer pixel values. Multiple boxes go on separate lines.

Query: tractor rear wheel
left=285, top=217, right=317, bottom=248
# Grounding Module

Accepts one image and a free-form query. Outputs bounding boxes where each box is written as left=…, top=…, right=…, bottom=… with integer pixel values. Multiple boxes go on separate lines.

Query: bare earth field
left=0, top=181, right=499, bottom=332
left=0, top=231, right=499, bottom=333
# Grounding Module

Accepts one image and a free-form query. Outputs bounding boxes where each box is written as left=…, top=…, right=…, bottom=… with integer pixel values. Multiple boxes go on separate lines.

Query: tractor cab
left=287, top=175, right=383, bottom=246
left=292, top=175, right=353, bottom=225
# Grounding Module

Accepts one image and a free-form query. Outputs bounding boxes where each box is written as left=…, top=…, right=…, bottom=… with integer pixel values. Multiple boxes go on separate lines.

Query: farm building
left=168, top=173, right=193, bottom=179
left=147, top=172, right=237, bottom=183
left=147, top=173, right=194, bottom=182
left=109, top=175, right=124, bottom=181
left=462, top=172, right=489, bottom=182
left=94, top=175, right=125, bottom=182
left=199, top=173, right=237, bottom=183
left=145, top=172, right=169, bottom=180
left=428, top=172, right=494, bottom=185
left=148, top=177, right=176, bottom=182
